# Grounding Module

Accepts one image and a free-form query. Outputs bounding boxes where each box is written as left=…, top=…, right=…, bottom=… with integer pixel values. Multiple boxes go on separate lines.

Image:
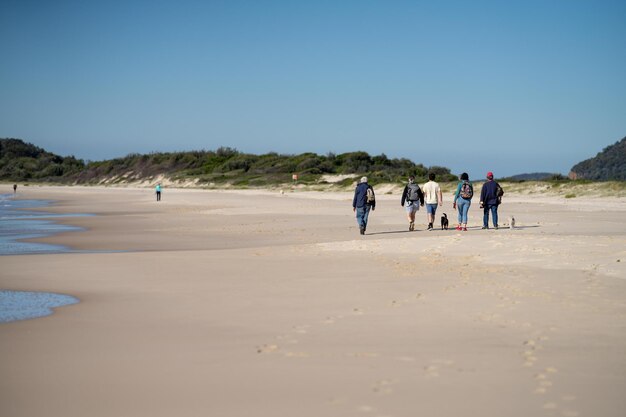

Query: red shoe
left=455, top=225, right=462, bottom=231
left=462, top=227, right=468, bottom=231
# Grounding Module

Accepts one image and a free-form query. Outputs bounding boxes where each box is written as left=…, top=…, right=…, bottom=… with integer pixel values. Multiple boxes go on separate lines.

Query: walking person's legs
left=456, top=199, right=469, bottom=230
left=483, top=205, right=490, bottom=229
left=363, top=205, right=370, bottom=233
left=426, top=204, right=437, bottom=230
left=356, top=206, right=364, bottom=233
left=491, top=205, right=499, bottom=228
left=460, top=199, right=470, bottom=231
left=406, top=203, right=416, bottom=231
left=356, top=206, right=371, bottom=234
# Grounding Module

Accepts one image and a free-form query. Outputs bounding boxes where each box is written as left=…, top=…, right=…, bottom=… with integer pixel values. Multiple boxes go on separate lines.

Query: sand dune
left=1, top=185, right=625, bottom=417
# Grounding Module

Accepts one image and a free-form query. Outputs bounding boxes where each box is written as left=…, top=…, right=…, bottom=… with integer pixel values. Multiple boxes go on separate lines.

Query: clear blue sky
left=1, top=0, right=625, bottom=178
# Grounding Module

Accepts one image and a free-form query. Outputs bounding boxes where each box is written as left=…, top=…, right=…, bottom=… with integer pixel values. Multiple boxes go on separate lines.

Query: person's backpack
left=407, top=183, right=421, bottom=202
left=496, top=184, right=504, bottom=204
left=460, top=181, right=473, bottom=199
left=366, top=186, right=375, bottom=204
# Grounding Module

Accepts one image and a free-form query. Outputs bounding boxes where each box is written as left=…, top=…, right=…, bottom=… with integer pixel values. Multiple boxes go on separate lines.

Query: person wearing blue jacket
left=352, top=176, right=375, bottom=235
left=480, top=171, right=503, bottom=229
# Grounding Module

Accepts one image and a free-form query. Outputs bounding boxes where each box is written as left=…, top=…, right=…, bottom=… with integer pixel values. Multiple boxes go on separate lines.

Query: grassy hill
left=1, top=139, right=457, bottom=186
left=569, top=136, right=626, bottom=181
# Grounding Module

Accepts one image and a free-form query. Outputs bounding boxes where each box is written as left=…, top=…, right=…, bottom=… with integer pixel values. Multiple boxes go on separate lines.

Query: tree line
left=0, top=139, right=457, bottom=185
left=0, top=138, right=84, bottom=181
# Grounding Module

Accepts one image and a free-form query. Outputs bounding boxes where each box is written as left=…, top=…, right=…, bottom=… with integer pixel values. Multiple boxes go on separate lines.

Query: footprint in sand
left=293, top=324, right=310, bottom=334
left=371, top=379, right=395, bottom=395
left=522, top=339, right=541, bottom=367
left=443, top=285, right=458, bottom=292
left=256, top=344, right=280, bottom=354
left=352, top=308, right=365, bottom=315
left=424, top=365, right=440, bottom=378
left=284, top=351, right=311, bottom=358
left=276, top=334, right=299, bottom=345
left=533, top=366, right=558, bottom=394
left=424, top=359, right=455, bottom=378
left=348, top=352, right=379, bottom=358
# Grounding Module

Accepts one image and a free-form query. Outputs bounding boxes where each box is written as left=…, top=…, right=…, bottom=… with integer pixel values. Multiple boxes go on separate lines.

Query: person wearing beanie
left=479, top=171, right=504, bottom=229
left=400, top=175, right=424, bottom=231
left=452, top=172, right=473, bottom=231
left=352, top=176, right=376, bottom=235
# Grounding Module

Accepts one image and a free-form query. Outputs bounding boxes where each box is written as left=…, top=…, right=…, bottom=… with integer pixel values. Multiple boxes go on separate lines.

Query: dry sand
left=1, top=184, right=625, bottom=417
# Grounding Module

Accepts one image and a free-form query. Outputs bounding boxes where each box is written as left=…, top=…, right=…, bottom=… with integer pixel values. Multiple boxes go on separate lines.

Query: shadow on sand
left=365, top=225, right=540, bottom=236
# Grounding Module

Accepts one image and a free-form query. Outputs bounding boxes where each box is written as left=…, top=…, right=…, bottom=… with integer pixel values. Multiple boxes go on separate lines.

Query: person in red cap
left=479, top=171, right=504, bottom=229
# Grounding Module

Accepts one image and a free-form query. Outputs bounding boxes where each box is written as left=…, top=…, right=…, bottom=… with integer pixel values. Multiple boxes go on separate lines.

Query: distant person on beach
left=400, top=175, right=424, bottom=231
left=155, top=183, right=162, bottom=201
left=480, top=171, right=504, bottom=229
left=13, top=184, right=17, bottom=193
left=353, top=176, right=375, bottom=235
left=452, top=172, right=473, bottom=231
left=422, top=172, right=443, bottom=231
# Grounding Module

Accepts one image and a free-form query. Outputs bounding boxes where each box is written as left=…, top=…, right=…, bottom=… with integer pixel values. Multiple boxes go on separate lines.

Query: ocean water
left=0, top=193, right=90, bottom=255
left=0, top=290, right=79, bottom=323
left=0, top=194, right=88, bottom=322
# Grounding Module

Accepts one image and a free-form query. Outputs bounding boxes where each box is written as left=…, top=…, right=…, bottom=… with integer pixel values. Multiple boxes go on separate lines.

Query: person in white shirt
left=422, top=172, right=443, bottom=230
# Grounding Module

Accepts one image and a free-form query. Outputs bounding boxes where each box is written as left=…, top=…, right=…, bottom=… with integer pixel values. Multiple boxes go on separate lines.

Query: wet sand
left=1, top=185, right=625, bottom=417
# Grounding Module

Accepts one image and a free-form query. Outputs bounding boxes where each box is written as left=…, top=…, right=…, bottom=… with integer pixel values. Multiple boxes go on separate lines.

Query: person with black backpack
left=352, top=176, right=376, bottom=235
left=452, top=172, right=473, bottom=231
left=400, top=175, right=424, bottom=231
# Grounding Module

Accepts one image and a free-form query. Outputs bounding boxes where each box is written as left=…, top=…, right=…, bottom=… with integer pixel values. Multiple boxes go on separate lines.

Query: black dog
left=441, top=213, right=449, bottom=230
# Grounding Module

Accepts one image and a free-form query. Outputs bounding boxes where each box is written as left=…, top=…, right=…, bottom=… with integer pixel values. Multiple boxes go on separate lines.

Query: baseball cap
left=487, top=172, right=494, bottom=179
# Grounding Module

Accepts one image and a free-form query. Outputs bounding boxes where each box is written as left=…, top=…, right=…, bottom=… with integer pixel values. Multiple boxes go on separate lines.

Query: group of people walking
left=352, top=172, right=504, bottom=234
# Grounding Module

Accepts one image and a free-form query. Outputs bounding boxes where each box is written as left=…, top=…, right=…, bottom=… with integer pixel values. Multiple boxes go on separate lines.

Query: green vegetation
left=570, top=136, right=626, bottom=181
left=1, top=139, right=457, bottom=187
left=0, top=138, right=84, bottom=181
left=3, top=138, right=624, bottom=195
left=503, top=172, right=565, bottom=181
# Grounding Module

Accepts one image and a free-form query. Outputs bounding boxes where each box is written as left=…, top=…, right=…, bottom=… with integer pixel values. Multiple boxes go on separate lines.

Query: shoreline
left=0, top=193, right=91, bottom=256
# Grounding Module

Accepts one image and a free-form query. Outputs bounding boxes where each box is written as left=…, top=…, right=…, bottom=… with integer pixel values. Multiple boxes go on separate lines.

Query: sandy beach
left=1, top=184, right=625, bottom=417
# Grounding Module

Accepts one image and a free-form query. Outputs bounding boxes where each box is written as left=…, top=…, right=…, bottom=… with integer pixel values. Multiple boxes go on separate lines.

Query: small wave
left=0, top=290, right=79, bottom=323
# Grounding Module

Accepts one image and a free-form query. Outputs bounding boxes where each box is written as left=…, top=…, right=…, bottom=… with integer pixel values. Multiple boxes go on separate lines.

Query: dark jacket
left=353, top=182, right=375, bottom=209
left=401, top=183, right=424, bottom=206
left=480, top=180, right=502, bottom=206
